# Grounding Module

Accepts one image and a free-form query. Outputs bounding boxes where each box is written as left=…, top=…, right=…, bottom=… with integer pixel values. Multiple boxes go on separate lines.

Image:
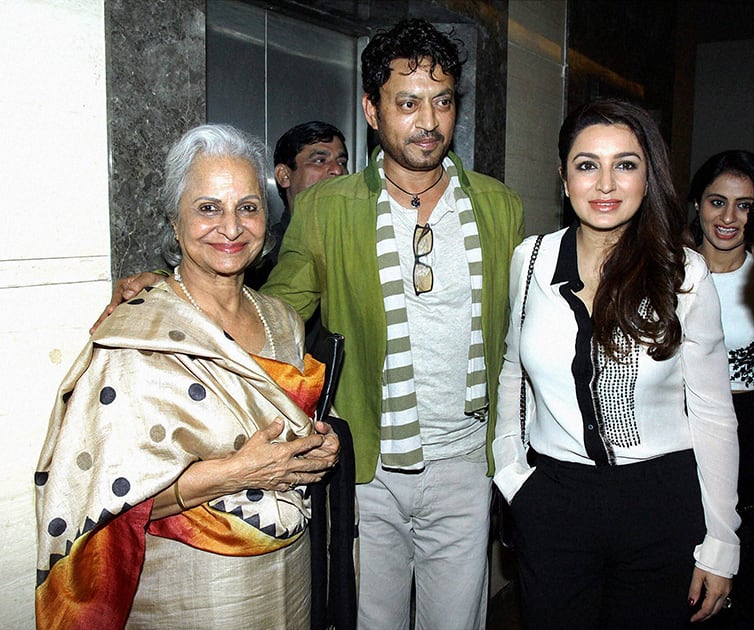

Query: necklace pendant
left=411, top=196, right=421, bottom=208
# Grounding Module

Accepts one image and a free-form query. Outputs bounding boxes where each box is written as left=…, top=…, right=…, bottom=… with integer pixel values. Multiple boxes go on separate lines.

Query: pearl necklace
left=173, top=266, right=276, bottom=358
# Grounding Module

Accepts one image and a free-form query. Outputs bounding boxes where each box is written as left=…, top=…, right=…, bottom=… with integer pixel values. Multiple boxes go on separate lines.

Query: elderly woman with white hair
left=35, top=124, right=339, bottom=628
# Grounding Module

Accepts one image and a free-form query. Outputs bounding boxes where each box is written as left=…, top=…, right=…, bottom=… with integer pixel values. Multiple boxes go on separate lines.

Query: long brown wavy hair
left=558, top=99, right=693, bottom=360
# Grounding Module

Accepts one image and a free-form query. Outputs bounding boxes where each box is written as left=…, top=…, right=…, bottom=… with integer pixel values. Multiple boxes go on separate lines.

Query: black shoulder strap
left=519, top=234, right=544, bottom=440
left=520, top=234, right=544, bottom=330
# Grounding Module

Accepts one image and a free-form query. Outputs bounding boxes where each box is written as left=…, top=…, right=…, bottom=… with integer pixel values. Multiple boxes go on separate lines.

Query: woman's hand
left=226, top=418, right=340, bottom=492
left=302, top=420, right=340, bottom=463
left=688, top=566, right=732, bottom=622
left=151, top=418, right=339, bottom=519
left=90, top=272, right=166, bottom=334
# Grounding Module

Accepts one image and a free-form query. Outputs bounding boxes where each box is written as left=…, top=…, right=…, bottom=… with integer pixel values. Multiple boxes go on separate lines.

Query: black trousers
left=706, top=390, right=754, bottom=630
left=511, top=450, right=705, bottom=630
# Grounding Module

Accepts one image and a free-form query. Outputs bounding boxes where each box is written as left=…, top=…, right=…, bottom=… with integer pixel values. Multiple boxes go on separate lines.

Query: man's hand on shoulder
left=89, top=271, right=166, bottom=334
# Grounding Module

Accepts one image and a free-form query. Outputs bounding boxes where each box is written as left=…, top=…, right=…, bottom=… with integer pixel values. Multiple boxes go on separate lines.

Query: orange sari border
left=36, top=501, right=153, bottom=630
left=255, top=353, right=325, bottom=420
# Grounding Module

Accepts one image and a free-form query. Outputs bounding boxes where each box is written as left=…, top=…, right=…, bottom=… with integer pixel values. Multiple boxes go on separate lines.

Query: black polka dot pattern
left=35, top=472, right=49, bottom=486
left=169, top=330, right=186, bottom=342
left=246, top=489, right=264, bottom=502
left=127, top=298, right=145, bottom=305
left=99, top=387, right=116, bottom=405
left=48, top=517, right=66, bottom=537
left=149, top=424, right=166, bottom=442
left=188, top=383, right=206, bottom=401
left=112, top=477, right=131, bottom=497
left=234, top=434, right=247, bottom=450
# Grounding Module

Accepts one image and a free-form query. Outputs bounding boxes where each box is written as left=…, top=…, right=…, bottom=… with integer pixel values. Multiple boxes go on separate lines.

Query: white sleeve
left=493, top=238, right=537, bottom=503
left=682, top=252, right=741, bottom=577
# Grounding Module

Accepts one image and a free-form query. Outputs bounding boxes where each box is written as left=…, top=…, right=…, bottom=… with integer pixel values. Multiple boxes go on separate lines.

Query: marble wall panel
left=469, top=1, right=509, bottom=182
left=106, top=0, right=206, bottom=279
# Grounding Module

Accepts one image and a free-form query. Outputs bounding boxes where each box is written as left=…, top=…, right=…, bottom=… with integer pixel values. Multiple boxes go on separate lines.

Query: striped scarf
left=375, top=152, right=487, bottom=471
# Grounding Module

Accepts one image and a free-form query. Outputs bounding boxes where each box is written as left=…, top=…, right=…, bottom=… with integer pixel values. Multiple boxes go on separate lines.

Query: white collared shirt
left=493, top=226, right=740, bottom=577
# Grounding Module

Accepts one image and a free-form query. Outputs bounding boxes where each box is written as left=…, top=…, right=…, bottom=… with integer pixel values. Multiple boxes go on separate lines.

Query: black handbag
left=307, top=325, right=345, bottom=421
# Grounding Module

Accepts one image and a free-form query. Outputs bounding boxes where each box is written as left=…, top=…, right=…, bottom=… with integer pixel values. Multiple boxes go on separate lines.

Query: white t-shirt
left=711, top=251, right=754, bottom=392
left=390, top=187, right=486, bottom=459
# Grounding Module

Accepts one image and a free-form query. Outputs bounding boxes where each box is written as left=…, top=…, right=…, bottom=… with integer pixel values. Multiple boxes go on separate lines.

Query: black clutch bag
left=307, top=325, right=345, bottom=421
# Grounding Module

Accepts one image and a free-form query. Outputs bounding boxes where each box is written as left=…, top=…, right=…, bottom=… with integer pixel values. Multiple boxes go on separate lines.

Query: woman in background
left=494, top=100, right=740, bottom=629
left=690, top=150, right=754, bottom=629
left=36, top=124, right=339, bottom=628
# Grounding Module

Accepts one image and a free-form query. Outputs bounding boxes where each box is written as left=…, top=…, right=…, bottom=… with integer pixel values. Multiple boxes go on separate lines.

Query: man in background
left=271, top=121, right=348, bottom=260
left=249, top=120, right=349, bottom=287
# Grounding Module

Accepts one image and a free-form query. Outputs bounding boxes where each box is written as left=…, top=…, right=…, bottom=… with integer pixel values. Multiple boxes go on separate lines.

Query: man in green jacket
left=264, top=19, right=523, bottom=630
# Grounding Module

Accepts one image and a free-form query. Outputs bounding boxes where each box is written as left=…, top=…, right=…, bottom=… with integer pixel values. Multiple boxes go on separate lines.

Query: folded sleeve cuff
left=493, top=462, right=534, bottom=504
left=694, top=535, right=740, bottom=578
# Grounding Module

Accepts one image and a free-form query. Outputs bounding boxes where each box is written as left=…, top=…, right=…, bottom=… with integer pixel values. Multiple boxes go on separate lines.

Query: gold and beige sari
left=35, top=281, right=324, bottom=628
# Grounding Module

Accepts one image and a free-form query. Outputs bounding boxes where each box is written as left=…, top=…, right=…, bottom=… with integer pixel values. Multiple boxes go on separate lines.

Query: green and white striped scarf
left=375, top=152, right=487, bottom=471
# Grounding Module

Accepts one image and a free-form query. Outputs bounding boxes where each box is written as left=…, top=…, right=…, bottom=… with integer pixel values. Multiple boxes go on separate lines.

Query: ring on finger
left=723, top=596, right=732, bottom=609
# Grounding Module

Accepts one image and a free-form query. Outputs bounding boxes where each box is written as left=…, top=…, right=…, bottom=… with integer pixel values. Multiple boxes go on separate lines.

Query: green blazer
left=263, top=150, right=524, bottom=483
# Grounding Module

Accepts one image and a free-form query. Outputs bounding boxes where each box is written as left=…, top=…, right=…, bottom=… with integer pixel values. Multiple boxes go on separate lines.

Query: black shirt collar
left=552, top=222, right=582, bottom=289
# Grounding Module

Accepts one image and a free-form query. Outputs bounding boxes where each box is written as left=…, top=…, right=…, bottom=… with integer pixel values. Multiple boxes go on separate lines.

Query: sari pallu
left=35, top=282, right=324, bottom=629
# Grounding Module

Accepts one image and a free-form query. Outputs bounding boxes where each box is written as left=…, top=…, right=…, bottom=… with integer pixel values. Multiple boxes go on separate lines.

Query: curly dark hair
left=559, top=99, right=693, bottom=361
left=688, top=150, right=754, bottom=246
left=361, top=18, right=463, bottom=106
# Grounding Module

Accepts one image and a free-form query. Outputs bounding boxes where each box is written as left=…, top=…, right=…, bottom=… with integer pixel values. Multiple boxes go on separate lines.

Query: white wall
left=505, top=0, right=567, bottom=236
left=0, top=0, right=110, bottom=625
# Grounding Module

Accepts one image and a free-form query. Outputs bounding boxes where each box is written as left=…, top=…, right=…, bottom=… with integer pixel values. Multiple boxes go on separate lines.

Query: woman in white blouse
left=689, top=150, right=754, bottom=629
left=493, top=100, right=740, bottom=629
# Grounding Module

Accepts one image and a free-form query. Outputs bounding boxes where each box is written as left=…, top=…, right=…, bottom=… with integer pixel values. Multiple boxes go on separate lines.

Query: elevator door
left=207, top=0, right=365, bottom=223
